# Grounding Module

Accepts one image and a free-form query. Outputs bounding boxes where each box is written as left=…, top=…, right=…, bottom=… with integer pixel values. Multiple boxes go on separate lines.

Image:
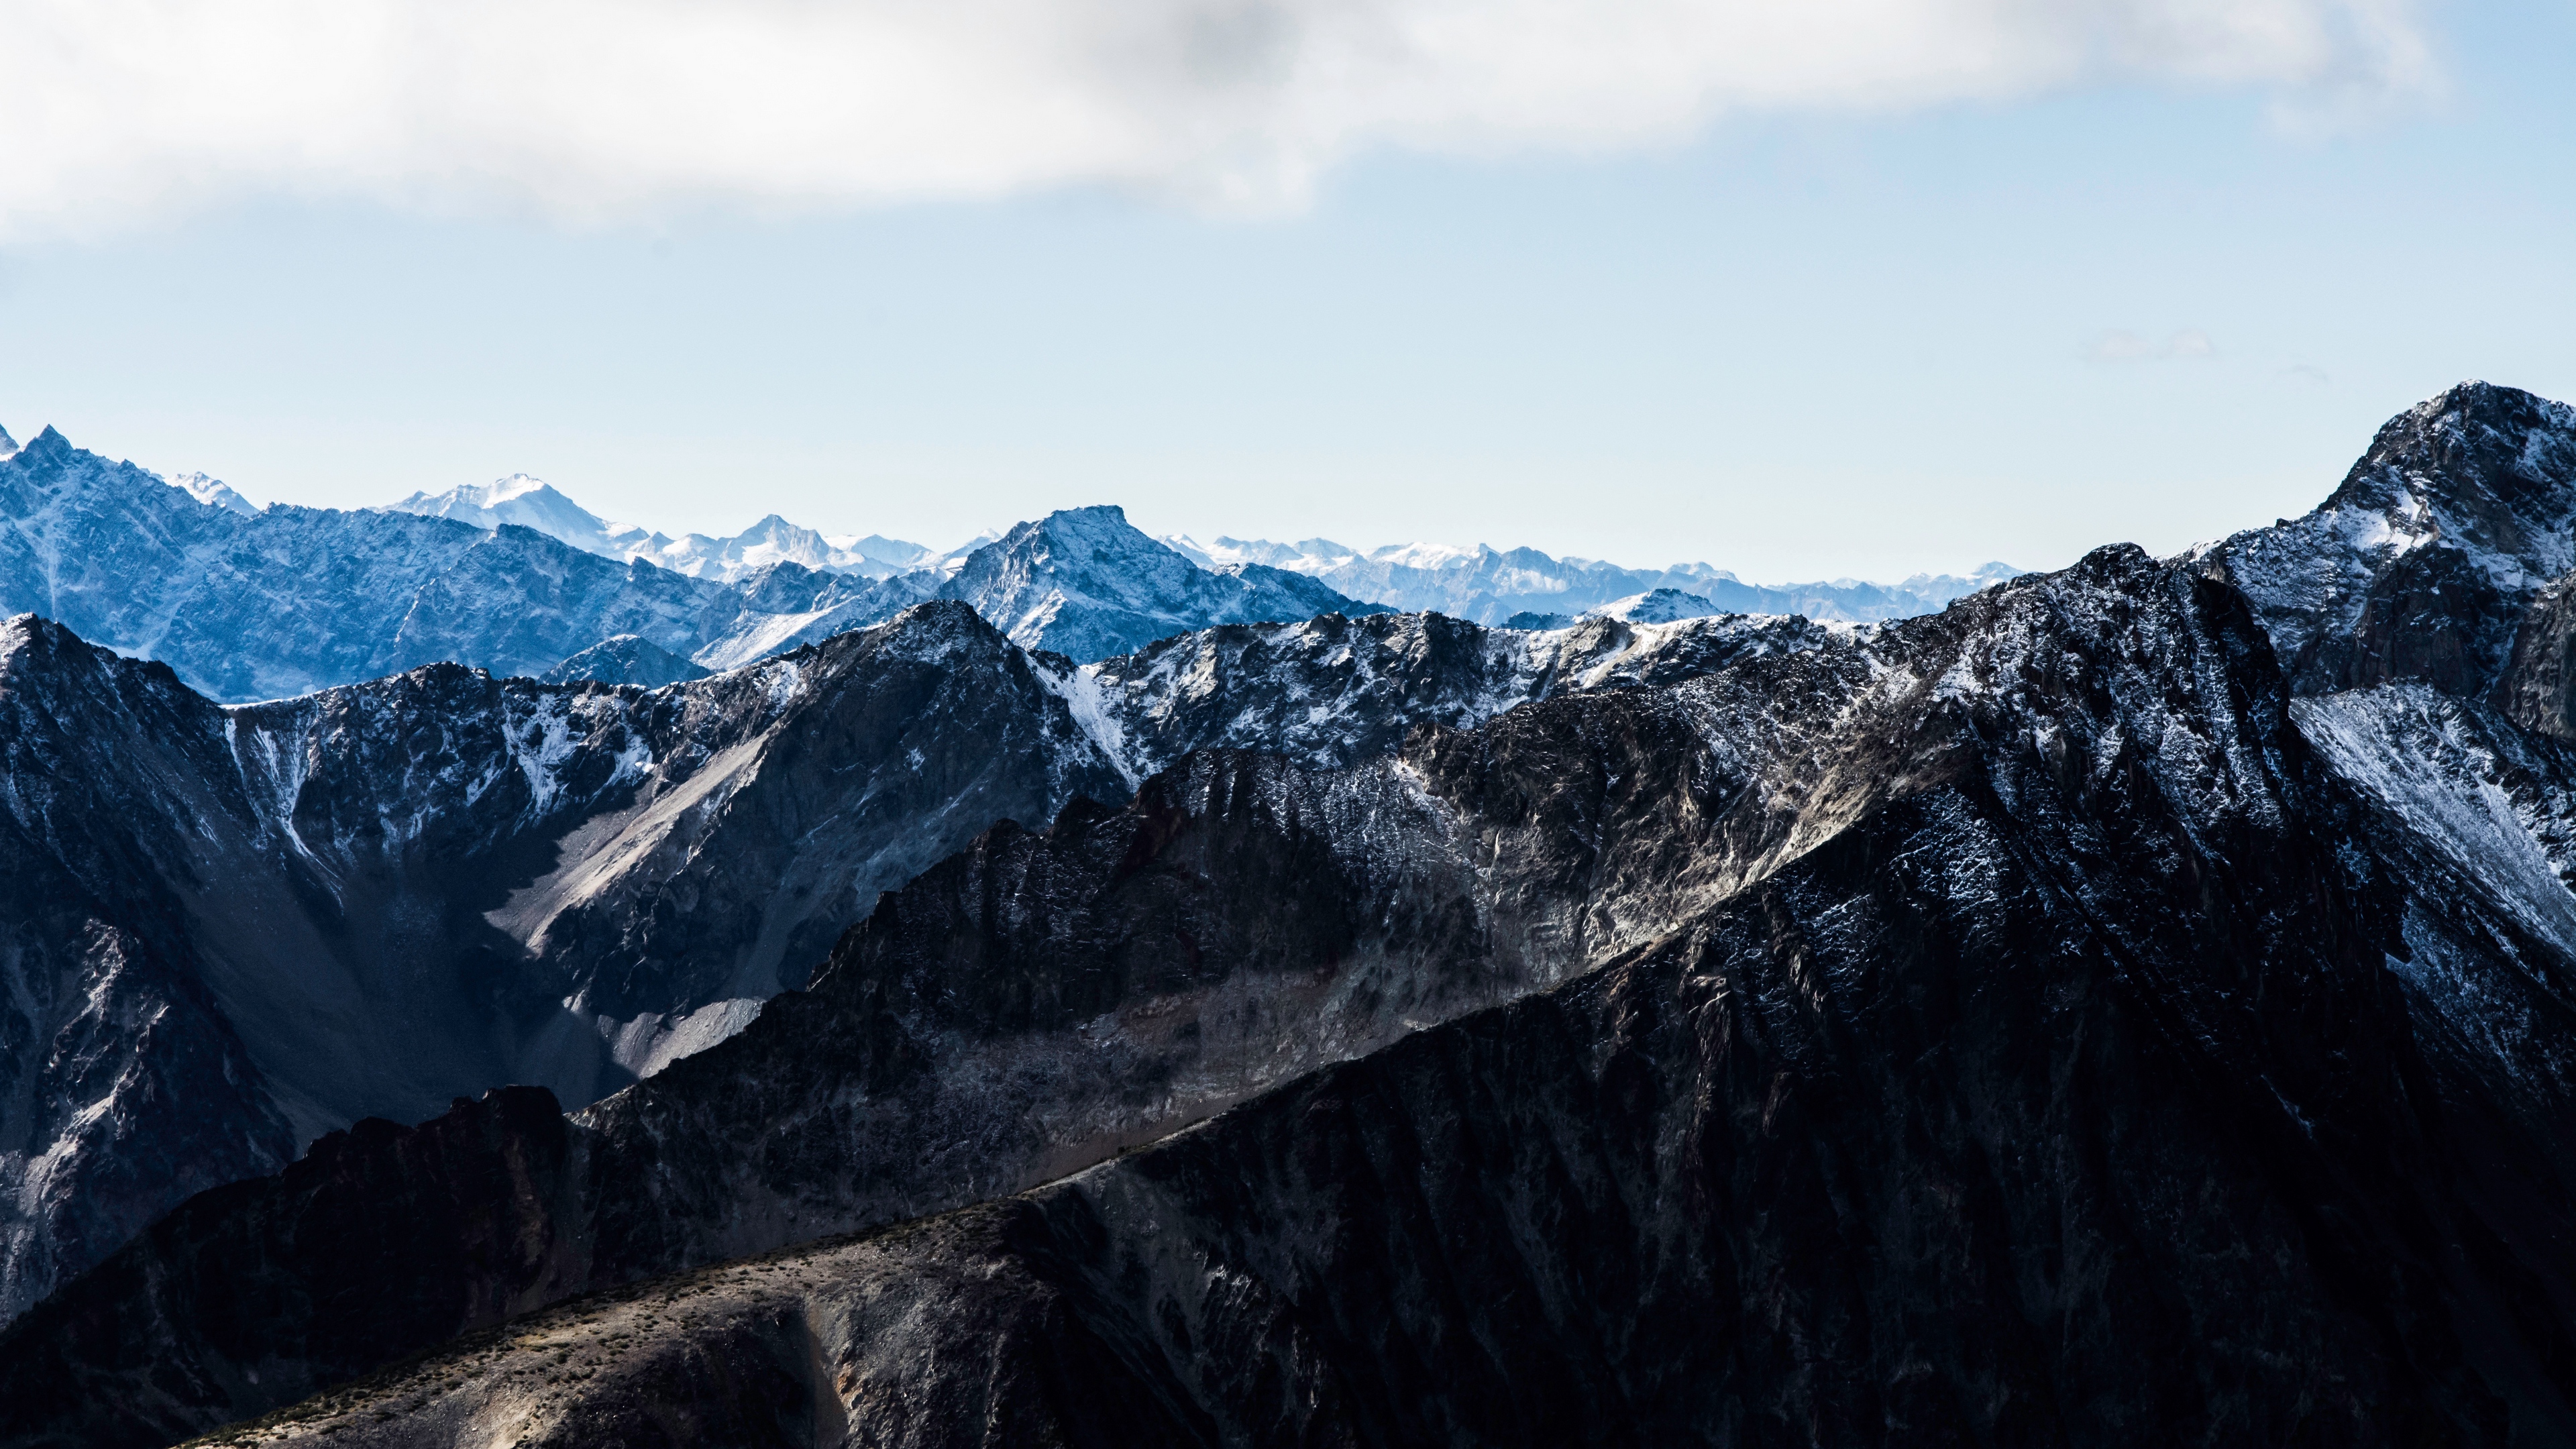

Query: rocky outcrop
left=2196, top=380, right=2576, bottom=699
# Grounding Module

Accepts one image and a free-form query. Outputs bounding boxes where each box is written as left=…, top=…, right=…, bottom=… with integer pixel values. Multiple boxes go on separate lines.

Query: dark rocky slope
left=0, top=598, right=1797, bottom=1327
left=0, top=602, right=1127, bottom=1319
left=0, top=606, right=1892, bottom=1440
left=60, top=543, right=2576, bottom=1448
left=20, top=539, right=2576, bottom=1444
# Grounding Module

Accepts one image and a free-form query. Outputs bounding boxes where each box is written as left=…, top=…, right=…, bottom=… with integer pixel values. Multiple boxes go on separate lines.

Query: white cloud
left=0, top=0, right=2436, bottom=237
left=2086, top=327, right=2220, bottom=362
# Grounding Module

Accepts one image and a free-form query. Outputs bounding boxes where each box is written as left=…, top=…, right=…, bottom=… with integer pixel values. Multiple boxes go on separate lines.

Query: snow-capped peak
left=0, top=424, right=17, bottom=460
left=163, top=470, right=260, bottom=516
left=1159, top=535, right=1357, bottom=572
left=386, top=474, right=644, bottom=557
left=477, top=473, right=553, bottom=506
left=1587, top=588, right=1721, bottom=625
left=1366, top=540, right=1489, bottom=570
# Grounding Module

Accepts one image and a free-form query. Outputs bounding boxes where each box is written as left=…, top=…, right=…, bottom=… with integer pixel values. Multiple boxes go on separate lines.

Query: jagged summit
left=1589, top=586, right=1721, bottom=624
left=388, top=472, right=647, bottom=558
left=2196, top=379, right=2576, bottom=696
left=942, top=504, right=1373, bottom=660
left=162, top=469, right=258, bottom=515
left=2323, top=380, right=2576, bottom=563
left=0, top=423, right=15, bottom=457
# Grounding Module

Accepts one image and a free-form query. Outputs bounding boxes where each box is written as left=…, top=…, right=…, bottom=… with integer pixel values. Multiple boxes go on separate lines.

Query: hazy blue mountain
left=0, top=431, right=1385, bottom=697
left=0, top=427, right=781, bottom=700
left=1166, top=532, right=2020, bottom=623
left=386, top=476, right=934, bottom=582
left=539, top=633, right=713, bottom=687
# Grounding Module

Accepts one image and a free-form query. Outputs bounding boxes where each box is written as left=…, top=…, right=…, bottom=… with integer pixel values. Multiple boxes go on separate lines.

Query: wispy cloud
left=0, top=0, right=2436, bottom=237
left=2086, top=328, right=2219, bottom=362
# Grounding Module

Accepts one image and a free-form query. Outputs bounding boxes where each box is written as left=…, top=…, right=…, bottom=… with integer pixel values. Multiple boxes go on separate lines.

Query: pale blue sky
left=1, top=1, right=2569, bottom=582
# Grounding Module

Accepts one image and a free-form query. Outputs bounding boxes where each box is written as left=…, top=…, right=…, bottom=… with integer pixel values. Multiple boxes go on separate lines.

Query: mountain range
left=0, top=432, right=1382, bottom=698
left=392, top=465, right=2025, bottom=627
left=7, top=386, right=2576, bottom=1445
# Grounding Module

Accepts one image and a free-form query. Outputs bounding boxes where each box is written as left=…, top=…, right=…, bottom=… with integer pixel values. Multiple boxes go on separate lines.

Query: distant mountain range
left=0, top=425, right=2018, bottom=705
left=0, top=433, right=1373, bottom=698
left=1165, top=533, right=2021, bottom=625
left=390, top=467, right=2024, bottom=626
left=387, top=474, right=938, bottom=582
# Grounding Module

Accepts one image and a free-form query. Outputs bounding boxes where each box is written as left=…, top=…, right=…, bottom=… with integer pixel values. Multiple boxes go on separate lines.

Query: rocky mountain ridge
left=0, top=590, right=1799, bottom=1328
left=22, top=515, right=2576, bottom=1444
left=9, top=382, right=2576, bottom=1446
left=0, top=602, right=1122, bottom=1321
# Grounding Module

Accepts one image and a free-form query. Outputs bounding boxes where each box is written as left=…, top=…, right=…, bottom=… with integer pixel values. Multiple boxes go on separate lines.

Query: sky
left=1, top=0, right=2571, bottom=582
